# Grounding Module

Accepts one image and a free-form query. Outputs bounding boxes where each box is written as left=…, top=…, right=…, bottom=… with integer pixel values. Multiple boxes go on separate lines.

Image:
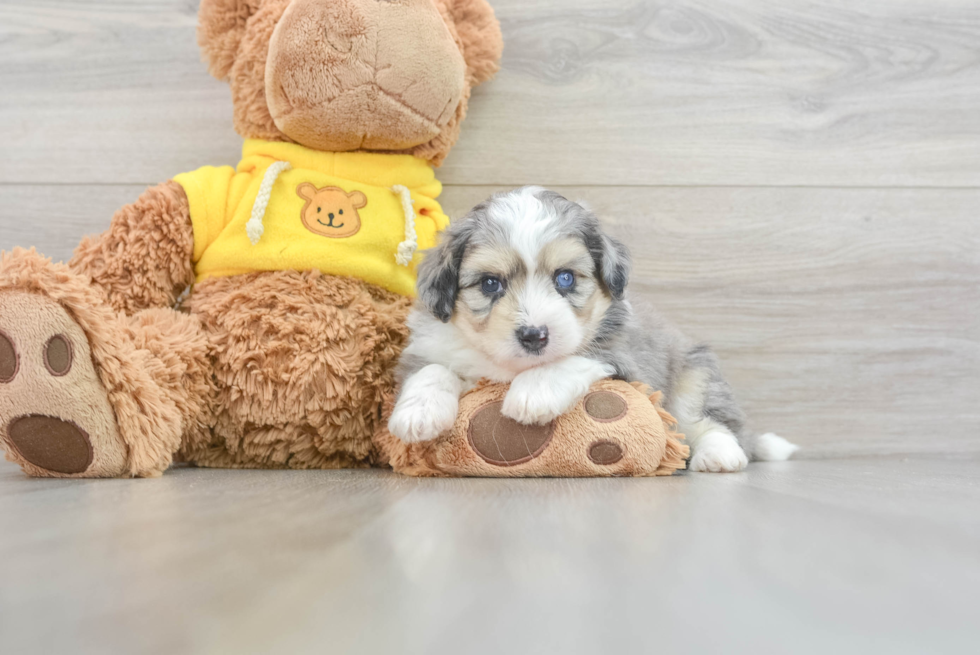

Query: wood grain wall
left=1, top=0, right=977, bottom=456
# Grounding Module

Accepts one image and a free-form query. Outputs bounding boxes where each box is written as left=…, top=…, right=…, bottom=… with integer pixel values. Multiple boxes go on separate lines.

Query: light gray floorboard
left=2, top=1, right=980, bottom=186
left=0, top=457, right=977, bottom=655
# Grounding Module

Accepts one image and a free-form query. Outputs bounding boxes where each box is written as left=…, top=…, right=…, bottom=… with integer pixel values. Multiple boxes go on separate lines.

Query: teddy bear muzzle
left=265, top=0, right=467, bottom=152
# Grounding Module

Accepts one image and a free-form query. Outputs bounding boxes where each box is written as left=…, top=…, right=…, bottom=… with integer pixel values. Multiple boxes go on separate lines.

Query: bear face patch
left=297, top=183, right=366, bottom=238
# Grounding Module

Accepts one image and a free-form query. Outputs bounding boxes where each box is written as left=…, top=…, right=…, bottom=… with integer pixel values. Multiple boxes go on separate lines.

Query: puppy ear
left=198, top=0, right=263, bottom=80
left=593, top=233, right=631, bottom=300
left=440, top=0, right=504, bottom=86
left=416, top=218, right=473, bottom=323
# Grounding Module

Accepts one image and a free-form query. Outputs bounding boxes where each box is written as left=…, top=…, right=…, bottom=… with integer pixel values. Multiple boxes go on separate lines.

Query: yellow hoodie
left=173, top=140, right=449, bottom=297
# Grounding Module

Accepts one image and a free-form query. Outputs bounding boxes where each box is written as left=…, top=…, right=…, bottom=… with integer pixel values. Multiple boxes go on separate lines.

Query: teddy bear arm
left=69, top=181, right=195, bottom=316
left=379, top=380, right=691, bottom=477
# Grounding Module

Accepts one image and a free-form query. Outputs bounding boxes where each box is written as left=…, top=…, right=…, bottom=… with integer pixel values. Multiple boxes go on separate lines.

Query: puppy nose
left=517, top=325, right=549, bottom=353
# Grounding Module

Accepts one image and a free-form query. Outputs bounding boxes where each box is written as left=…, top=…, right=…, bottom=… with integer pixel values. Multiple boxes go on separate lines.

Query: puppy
left=388, top=187, right=798, bottom=472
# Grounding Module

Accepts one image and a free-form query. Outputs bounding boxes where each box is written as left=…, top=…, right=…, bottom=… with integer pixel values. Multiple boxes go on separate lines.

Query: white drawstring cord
left=247, top=160, right=292, bottom=245
left=392, top=184, right=417, bottom=266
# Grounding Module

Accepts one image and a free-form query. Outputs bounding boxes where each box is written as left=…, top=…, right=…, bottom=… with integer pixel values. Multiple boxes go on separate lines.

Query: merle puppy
left=388, top=187, right=797, bottom=471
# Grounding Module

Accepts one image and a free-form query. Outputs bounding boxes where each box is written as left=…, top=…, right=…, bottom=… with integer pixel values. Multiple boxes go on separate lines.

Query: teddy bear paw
left=0, top=291, right=128, bottom=477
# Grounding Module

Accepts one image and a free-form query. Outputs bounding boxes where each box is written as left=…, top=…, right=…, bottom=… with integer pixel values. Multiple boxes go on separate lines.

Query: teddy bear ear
left=348, top=191, right=368, bottom=209
left=296, top=183, right=317, bottom=201
left=441, top=0, right=504, bottom=86
left=197, top=0, right=264, bottom=80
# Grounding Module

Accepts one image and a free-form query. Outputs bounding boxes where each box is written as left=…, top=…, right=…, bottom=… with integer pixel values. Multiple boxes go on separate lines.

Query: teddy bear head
left=198, top=0, right=503, bottom=165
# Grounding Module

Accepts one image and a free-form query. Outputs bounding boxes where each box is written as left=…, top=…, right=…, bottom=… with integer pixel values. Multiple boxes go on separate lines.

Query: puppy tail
left=745, top=432, right=799, bottom=462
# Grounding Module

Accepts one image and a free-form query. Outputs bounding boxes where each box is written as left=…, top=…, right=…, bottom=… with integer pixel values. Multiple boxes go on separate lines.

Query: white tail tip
left=753, top=433, right=799, bottom=461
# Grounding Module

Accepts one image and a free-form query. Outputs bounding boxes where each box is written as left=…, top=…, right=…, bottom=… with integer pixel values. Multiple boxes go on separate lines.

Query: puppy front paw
left=688, top=430, right=748, bottom=473
left=388, top=392, right=459, bottom=444
left=502, top=373, right=576, bottom=426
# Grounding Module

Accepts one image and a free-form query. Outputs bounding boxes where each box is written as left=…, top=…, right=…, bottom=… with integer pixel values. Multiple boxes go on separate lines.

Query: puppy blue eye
left=481, top=277, right=503, bottom=295
left=555, top=271, right=575, bottom=290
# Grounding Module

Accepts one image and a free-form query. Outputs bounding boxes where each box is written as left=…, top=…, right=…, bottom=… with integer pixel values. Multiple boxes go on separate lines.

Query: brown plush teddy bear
left=0, top=0, right=503, bottom=478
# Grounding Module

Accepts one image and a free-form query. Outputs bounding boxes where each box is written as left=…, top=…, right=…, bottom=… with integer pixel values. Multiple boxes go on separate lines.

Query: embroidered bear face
left=297, top=183, right=366, bottom=238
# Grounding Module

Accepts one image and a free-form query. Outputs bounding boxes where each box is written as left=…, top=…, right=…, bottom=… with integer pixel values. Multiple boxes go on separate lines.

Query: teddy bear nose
left=329, top=213, right=335, bottom=220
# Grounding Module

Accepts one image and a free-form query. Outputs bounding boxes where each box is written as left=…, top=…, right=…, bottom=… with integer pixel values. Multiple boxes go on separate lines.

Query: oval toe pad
left=467, top=401, right=555, bottom=466
left=6, top=415, right=94, bottom=474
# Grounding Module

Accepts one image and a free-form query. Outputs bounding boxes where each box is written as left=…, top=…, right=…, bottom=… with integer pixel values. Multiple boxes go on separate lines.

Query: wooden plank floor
left=0, top=1, right=978, bottom=652
left=0, top=457, right=977, bottom=655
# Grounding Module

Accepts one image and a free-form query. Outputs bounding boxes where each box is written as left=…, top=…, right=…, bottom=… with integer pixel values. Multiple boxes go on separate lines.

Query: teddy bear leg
left=0, top=250, right=206, bottom=477
left=178, top=271, right=412, bottom=470
left=120, top=307, right=215, bottom=469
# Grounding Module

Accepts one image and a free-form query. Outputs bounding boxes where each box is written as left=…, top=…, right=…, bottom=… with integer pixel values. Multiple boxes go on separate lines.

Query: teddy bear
left=0, top=0, right=503, bottom=478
